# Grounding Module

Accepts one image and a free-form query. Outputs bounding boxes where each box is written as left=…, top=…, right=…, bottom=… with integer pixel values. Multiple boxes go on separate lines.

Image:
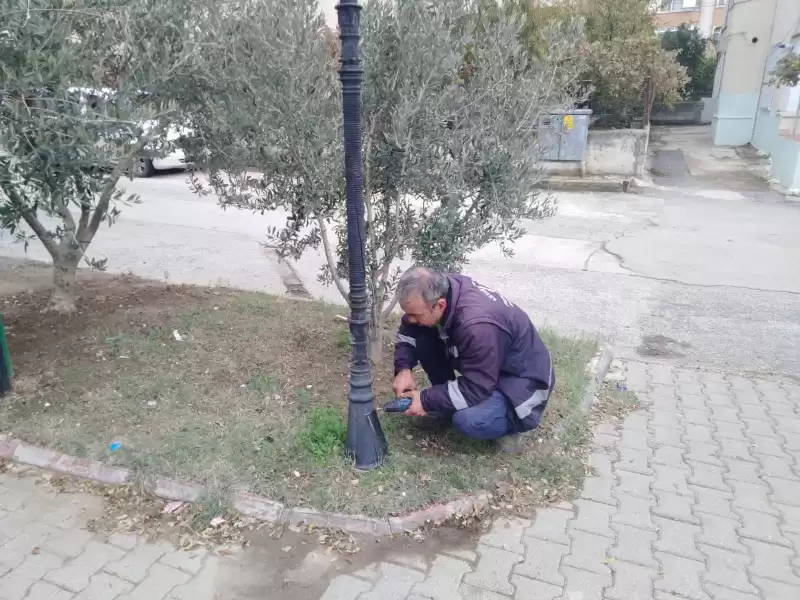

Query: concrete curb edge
left=0, top=350, right=610, bottom=538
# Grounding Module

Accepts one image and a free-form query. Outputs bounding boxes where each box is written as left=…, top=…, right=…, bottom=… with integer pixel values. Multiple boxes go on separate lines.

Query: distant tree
left=0, top=0, right=198, bottom=312
left=661, top=24, right=717, bottom=100
left=771, top=50, right=800, bottom=87
left=183, top=0, right=587, bottom=360
left=504, top=0, right=687, bottom=127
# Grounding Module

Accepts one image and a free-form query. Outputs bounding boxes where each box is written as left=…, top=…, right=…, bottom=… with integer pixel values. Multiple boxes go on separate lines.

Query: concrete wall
left=753, top=108, right=800, bottom=193
left=584, top=128, right=650, bottom=177
left=701, top=97, right=715, bottom=124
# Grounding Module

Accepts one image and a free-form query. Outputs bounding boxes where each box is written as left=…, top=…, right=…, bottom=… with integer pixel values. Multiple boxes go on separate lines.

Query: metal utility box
left=538, top=109, right=592, bottom=162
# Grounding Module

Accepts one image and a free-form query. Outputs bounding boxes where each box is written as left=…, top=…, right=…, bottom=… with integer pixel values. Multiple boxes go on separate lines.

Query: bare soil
left=1, top=258, right=597, bottom=517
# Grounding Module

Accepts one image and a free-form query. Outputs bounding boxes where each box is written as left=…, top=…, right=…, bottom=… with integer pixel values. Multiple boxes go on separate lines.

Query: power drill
left=381, top=397, right=412, bottom=413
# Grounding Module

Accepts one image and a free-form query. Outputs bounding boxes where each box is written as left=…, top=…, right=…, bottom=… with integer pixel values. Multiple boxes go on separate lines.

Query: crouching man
left=393, top=267, right=554, bottom=451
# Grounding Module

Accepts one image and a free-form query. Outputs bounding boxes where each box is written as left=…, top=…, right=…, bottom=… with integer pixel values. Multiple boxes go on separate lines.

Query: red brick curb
left=0, top=347, right=610, bottom=537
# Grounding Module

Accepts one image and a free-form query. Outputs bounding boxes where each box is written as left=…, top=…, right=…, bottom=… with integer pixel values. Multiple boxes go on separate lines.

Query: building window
left=716, top=0, right=727, bottom=6
left=713, top=27, right=722, bottom=44
left=664, top=0, right=698, bottom=10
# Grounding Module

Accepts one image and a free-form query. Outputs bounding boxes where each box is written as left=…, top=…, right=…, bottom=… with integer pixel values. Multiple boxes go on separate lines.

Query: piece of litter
left=281, top=545, right=292, bottom=553
left=43, top=402, right=51, bottom=408
left=293, top=471, right=301, bottom=478
left=350, top=479, right=359, bottom=486
left=109, top=441, right=121, bottom=452
left=147, top=400, right=157, bottom=407
left=31, top=547, right=41, bottom=555
left=306, top=384, right=312, bottom=389
left=162, top=501, right=185, bottom=515
left=209, top=516, right=227, bottom=528
left=172, top=330, right=183, bottom=341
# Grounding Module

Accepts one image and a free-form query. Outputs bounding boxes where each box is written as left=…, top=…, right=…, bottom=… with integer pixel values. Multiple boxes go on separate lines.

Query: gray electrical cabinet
left=538, top=109, right=592, bottom=162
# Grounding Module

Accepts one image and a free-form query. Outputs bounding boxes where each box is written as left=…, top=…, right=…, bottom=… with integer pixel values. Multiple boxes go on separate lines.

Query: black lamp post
left=337, top=0, right=388, bottom=470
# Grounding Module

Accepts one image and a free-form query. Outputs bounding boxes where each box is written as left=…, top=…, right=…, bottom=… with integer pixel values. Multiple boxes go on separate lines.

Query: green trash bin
left=0, top=314, right=11, bottom=396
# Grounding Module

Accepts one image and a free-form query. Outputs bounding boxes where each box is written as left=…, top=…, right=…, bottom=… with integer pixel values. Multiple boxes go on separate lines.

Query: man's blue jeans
left=414, top=327, right=523, bottom=440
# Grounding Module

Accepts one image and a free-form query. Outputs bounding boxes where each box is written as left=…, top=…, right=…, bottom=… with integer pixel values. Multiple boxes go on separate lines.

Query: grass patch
left=1, top=276, right=597, bottom=517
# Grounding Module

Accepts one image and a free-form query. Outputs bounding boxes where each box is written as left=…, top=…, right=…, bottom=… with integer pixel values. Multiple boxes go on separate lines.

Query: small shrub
left=296, top=407, right=346, bottom=463
left=334, top=328, right=351, bottom=349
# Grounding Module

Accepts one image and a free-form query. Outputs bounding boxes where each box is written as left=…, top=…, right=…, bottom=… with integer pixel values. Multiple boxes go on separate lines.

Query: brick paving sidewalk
left=2, top=362, right=800, bottom=600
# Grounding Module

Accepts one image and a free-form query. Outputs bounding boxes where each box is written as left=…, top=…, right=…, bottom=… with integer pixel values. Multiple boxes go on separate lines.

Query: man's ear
left=437, top=297, right=447, bottom=312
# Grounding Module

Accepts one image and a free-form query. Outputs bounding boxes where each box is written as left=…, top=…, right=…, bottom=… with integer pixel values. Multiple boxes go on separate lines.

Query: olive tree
left=185, top=0, right=586, bottom=359
left=0, top=0, right=198, bottom=312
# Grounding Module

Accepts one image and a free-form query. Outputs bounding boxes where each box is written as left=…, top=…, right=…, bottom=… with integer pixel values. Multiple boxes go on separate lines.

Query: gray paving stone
left=22, top=581, right=75, bottom=600
left=570, top=500, right=615, bottom=539
left=773, top=502, right=800, bottom=531
left=696, top=513, right=746, bottom=554
left=442, top=549, right=477, bottom=563
left=45, top=541, right=126, bottom=592
left=747, top=435, right=786, bottom=459
left=676, top=370, right=703, bottom=384
left=167, top=556, right=218, bottom=600
left=614, top=470, right=654, bottom=500
left=511, top=575, right=563, bottom=600
left=558, top=566, right=611, bottom=600
left=479, top=518, right=529, bottom=555
left=0, top=486, right=32, bottom=512
left=386, top=554, right=428, bottom=571
left=685, top=424, right=716, bottom=445
left=0, top=523, right=63, bottom=569
left=616, top=445, right=654, bottom=476
left=699, top=544, right=757, bottom=595
left=611, top=493, right=657, bottom=531
left=735, top=403, right=769, bottom=421
left=723, top=459, right=766, bottom=486
left=105, top=541, right=173, bottom=583
left=651, top=464, right=693, bottom=497
left=679, top=393, right=708, bottom=411
left=73, top=573, right=134, bottom=600
left=10, top=551, right=64, bottom=581
left=115, top=563, right=191, bottom=600
left=706, top=392, right=735, bottom=407
left=653, top=490, right=699, bottom=524
left=742, top=538, right=800, bottom=586
left=458, top=584, right=508, bottom=600
left=650, top=408, right=683, bottom=430
left=714, top=421, right=749, bottom=443
left=691, top=485, right=736, bottom=519
left=768, top=402, right=799, bottom=420
left=513, top=538, right=568, bottom=586
left=319, top=575, right=373, bottom=600
left=741, top=417, right=780, bottom=440
left=652, top=425, right=687, bottom=449
left=649, top=365, right=676, bottom=387
left=756, top=454, right=799, bottom=481
left=652, top=516, right=704, bottom=561
left=462, top=545, right=520, bottom=596
left=654, top=552, right=709, bottom=600
left=708, top=405, right=741, bottom=424
left=681, top=408, right=713, bottom=428
left=688, top=461, right=732, bottom=493
left=703, top=584, right=759, bottom=600
left=729, top=480, right=779, bottom=516
left=623, top=362, right=650, bottom=391
left=727, top=376, right=758, bottom=394
left=524, top=508, right=572, bottom=546
left=562, top=529, right=612, bottom=576
left=0, top=570, right=37, bottom=600
left=684, top=440, right=724, bottom=467
left=610, top=523, right=659, bottom=568
left=619, top=428, right=652, bottom=452
left=719, top=438, right=759, bottom=463
left=735, top=508, right=791, bottom=547
left=653, top=393, right=681, bottom=412
left=158, top=548, right=208, bottom=575
left=749, top=577, right=800, bottom=600
left=587, top=451, right=616, bottom=480
left=605, top=560, right=656, bottom=600
left=410, top=555, right=471, bottom=600
left=764, top=476, right=800, bottom=507
left=651, top=446, right=689, bottom=470
left=106, top=534, right=139, bottom=552
left=41, top=530, right=94, bottom=560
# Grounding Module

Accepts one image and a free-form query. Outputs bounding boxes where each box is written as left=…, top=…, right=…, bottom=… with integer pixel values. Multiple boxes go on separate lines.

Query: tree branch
left=317, top=215, right=350, bottom=304
left=3, top=186, right=60, bottom=258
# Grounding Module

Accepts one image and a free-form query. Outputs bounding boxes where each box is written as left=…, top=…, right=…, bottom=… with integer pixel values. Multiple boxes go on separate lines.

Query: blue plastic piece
left=382, top=398, right=412, bottom=413
left=109, top=441, right=121, bottom=452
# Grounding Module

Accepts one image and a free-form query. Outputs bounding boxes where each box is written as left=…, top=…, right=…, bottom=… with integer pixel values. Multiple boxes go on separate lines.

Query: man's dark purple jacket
left=394, top=274, right=554, bottom=432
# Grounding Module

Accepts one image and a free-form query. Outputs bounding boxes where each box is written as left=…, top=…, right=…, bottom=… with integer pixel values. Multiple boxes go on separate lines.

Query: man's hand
left=401, top=389, right=427, bottom=417
left=393, top=369, right=416, bottom=397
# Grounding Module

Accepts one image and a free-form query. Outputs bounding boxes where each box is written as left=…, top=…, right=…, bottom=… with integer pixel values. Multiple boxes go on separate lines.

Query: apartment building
left=711, top=0, right=800, bottom=192
left=656, top=0, right=729, bottom=40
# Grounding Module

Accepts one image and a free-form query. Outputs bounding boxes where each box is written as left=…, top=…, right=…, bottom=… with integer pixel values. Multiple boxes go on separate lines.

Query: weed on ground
left=1, top=275, right=597, bottom=517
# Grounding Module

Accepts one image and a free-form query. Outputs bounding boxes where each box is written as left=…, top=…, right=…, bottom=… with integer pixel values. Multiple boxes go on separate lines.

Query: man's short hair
left=396, top=267, right=449, bottom=305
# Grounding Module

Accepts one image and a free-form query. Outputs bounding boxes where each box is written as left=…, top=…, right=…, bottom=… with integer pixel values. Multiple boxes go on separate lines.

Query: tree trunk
left=369, top=325, right=384, bottom=365
left=48, top=255, right=80, bottom=313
